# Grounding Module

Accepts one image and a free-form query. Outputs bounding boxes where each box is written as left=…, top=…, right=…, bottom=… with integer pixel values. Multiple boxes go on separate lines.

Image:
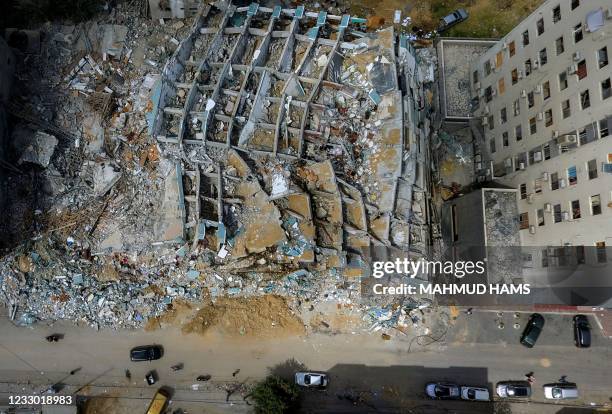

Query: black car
left=573, top=315, right=591, bottom=348
left=520, top=313, right=545, bottom=348
left=130, top=345, right=164, bottom=361
left=496, top=381, right=532, bottom=398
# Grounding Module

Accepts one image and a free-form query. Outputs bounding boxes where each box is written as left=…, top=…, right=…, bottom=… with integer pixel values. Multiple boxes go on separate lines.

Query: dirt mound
left=182, top=295, right=305, bottom=338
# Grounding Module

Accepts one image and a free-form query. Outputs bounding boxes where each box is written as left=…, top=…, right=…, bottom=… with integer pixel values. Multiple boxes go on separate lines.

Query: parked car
left=461, top=386, right=490, bottom=401
left=438, top=9, right=469, bottom=33
left=543, top=383, right=579, bottom=400
left=146, top=389, right=169, bottom=414
left=130, top=345, right=164, bottom=361
left=145, top=370, right=158, bottom=385
left=496, top=381, right=532, bottom=398
left=573, top=315, right=591, bottom=348
left=295, top=372, right=328, bottom=389
left=520, top=313, right=545, bottom=348
left=425, top=382, right=460, bottom=399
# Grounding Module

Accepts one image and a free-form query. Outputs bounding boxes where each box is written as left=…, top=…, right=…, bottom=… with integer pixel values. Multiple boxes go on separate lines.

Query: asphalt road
left=0, top=309, right=610, bottom=413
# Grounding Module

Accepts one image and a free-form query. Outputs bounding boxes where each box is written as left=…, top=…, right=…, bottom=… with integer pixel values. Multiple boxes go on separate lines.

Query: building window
left=520, top=183, right=527, bottom=199
left=553, top=204, right=562, bottom=223
left=555, top=36, right=564, bottom=55
left=525, top=59, right=532, bottom=76
left=545, top=109, right=553, bottom=127
left=542, top=249, right=549, bottom=267
left=511, top=68, right=519, bottom=85
left=473, top=70, right=479, bottom=84
left=516, top=124, right=523, bottom=141
left=484, top=60, right=492, bottom=76
left=537, top=18, right=545, bottom=35
left=600, top=118, right=610, bottom=138
left=571, top=199, right=581, bottom=219
left=601, top=78, right=611, bottom=100
left=543, top=144, right=551, bottom=160
left=571, top=0, right=579, bottom=10
left=534, top=178, right=542, bottom=194
left=509, top=41, right=516, bottom=57
left=503, top=131, right=509, bottom=146
left=519, top=212, right=530, bottom=230
left=498, top=78, right=506, bottom=95
left=488, top=115, right=494, bottom=130
left=537, top=208, right=545, bottom=226
left=573, top=23, right=583, bottom=43
left=580, top=90, right=590, bottom=109
left=543, top=81, right=550, bottom=100
left=553, top=5, right=561, bottom=22
left=496, top=51, right=504, bottom=68
left=587, top=159, right=598, bottom=179
left=598, top=47, right=609, bottom=69
left=568, top=165, right=577, bottom=185
left=522, top=30, right=530, bottom=46
left=529, top=117, right=537, bottom=134
left=559, top=72, right=568, bottom=90
left=500, top=107, right=507, bottom=124
left=576, top=245, right=586, bottom=264
left=528, top=91, right=534, bottom=108
left=490, top=138, right=496, bottom=154
left=513, top=99, right=520, bottom=116
left=485, top=86, right=493, bottom=102
left=596, top=241, right=607, bottom=263
left=577, top=59, right=587, bottom=80
left=591, top=194, right=602, bottom=215
left=562, top=99, right=571, bottom=118
left=551, top=172, right=559, bottom=190
left=539, top=48, right=548, bottom=65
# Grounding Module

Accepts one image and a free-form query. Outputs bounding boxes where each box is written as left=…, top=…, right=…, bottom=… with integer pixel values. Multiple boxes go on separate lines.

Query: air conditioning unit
left=559, top=178, right=567, bottom=188
left=491, top=88, right=497, bottom=96
left=534, top=151, right=543, bottom=162
left=484, top=105, right=491, bottom=114
left=573, top=51, right=582, bottom=61
left=562, top=211, right=570, bottom=221
left=552, top=130, right=560, bottom=138
left=519, top=162, right=526, bottom=170
left=535, top=84, right=543, bottom=94
left=556, top=134, right=577, bottom=145
left=568, top=63, right=578, bottom=74
left=537, top=112, right=544, bottom=121
left=474, top=81, right=481, bottom=90
left=521, top=90, right=527, bottom=98
left=527, top=193, right=534, bottom=204
left=482, top=117, right=489, bottom=126
left=502, top=42, right=508, bottom=49
left=529, top=225, right=536, bottom=234
left=476, top=162, right=483, bottom=170
left=606, top=8, right=612, bottom=19
left=533, top=60, right=540, bottom=69
left=478, top=88, right=485, bottom=97
left=544, top=203, right=552, bottom=212
left=542, top=172, right=549, bottom=181
left=518, top=70, right=524, bottom=79
left=505, top=158, right=513, bottom=167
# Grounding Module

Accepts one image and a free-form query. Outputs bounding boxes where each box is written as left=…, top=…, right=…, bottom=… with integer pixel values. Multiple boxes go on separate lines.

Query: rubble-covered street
left=0, top=1, right=436, bottom=340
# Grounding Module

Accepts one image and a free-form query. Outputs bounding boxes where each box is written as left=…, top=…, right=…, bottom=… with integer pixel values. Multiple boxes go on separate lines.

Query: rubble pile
left=1, top=2, right=432, bottom=333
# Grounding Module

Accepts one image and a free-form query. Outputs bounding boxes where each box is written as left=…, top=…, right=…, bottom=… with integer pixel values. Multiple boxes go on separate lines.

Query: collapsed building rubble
left=0, top=2, right=433, bottom=334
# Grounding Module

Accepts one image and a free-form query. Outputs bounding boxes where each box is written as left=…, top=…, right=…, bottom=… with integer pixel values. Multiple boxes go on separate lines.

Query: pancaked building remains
left=0, top=2, right=432, bottom=329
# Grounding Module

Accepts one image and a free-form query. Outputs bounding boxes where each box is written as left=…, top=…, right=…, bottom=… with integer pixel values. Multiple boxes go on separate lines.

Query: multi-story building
left=470, top=0, right=612, bottom=258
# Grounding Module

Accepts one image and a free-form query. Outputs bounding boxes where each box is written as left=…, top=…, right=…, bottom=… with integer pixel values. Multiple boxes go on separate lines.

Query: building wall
left=470, top=0, right=612, bottom=248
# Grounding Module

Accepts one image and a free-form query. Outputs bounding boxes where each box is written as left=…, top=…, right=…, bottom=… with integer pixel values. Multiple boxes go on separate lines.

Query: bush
left=249, top=376, right=300, bottom=414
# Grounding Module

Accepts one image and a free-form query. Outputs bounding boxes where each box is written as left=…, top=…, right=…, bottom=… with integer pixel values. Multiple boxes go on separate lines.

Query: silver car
left=461, top=386, right=490, bottom=401
left=496, top=381, right=532, bottom=398
left=543, top=383, right=578, bottom=399
left=295, top=372, right=329, bottom=389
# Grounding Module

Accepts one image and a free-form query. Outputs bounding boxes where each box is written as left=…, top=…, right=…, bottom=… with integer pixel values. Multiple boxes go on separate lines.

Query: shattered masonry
left=0, top=2, right=431, bottom=331
left=153, top=3, right=428, bottom=265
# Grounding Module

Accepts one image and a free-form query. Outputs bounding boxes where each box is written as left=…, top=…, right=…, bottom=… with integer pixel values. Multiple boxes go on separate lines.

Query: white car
left=461, top=386, right=490, bottom=401
left=543, top=383, right=578, bottom=399
left=425, top=382, right=460, bottom=399
left=295, top=372, right=329, bottom=389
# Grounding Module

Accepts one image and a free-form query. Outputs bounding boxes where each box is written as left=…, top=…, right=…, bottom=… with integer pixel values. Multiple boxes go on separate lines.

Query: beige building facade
left=470, top=0, right=612, bottom=256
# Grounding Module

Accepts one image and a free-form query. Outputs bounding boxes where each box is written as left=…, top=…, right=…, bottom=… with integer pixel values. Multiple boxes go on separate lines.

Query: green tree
left=248, top=375, right=300, bottom=414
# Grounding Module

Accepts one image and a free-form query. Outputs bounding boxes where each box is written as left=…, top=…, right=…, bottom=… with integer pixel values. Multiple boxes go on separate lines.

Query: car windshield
left=304, top=375, right=311, bottom=385
left=511, top=387, right=528, bottom=396
left=468, top=389, right=476, bottom=399
left=435, top=386, right=450, bottom=397
left=552, top=388, right=562, bottom=399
